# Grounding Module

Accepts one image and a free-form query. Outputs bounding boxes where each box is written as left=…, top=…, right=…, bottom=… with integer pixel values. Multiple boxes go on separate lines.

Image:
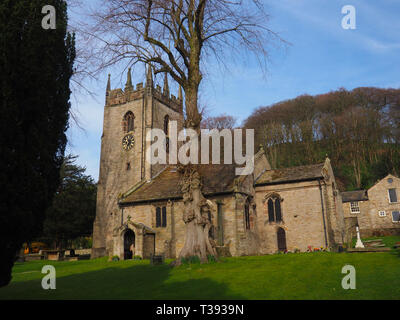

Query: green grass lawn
left=1, top=250, right=399, bottom=300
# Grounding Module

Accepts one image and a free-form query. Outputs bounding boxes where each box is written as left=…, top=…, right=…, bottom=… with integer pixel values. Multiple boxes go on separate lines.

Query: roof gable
left=368, top=173, right=400, bottom=193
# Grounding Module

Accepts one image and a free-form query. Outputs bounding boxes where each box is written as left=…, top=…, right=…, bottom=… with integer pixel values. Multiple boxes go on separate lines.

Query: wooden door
left=277, top=228, right=287, bottom=252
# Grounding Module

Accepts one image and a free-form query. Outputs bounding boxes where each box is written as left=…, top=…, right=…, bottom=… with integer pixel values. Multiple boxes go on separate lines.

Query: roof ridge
left=274, top=162, right=324, bottom=171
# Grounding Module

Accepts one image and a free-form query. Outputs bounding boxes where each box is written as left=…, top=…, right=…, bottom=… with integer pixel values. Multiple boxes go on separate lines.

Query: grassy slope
left=0, top=251, right=399, bottom=300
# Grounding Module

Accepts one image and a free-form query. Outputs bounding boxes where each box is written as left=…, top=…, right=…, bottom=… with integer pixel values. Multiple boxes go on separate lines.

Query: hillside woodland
left=244, top=87, right=400, bottom=191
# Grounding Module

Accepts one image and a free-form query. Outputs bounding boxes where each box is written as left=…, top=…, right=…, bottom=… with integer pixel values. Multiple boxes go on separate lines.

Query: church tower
left=92, top=66, right=184, bottom=258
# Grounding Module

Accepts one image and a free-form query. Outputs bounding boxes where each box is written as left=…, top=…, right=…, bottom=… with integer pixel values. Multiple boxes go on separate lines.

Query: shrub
left=111, top=255, right=119, bottom=261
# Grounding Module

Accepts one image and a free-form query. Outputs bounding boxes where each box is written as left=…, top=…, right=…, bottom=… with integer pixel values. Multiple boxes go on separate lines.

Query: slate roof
left=341, top=190, right=368, bottom=203
left=255, top=163, right=325, bottom=185
left=119, top=164, right=238, bottom=205
left=120, top=159, right=329, bottom=205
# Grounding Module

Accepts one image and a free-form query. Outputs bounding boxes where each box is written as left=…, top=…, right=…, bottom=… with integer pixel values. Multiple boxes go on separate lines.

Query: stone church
left=91, top=68, right=347, bottom=260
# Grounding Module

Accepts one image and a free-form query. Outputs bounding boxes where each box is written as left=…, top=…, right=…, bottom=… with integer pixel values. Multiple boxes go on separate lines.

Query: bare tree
left=83, top=0, right=281, bottom=264
left=201, top=113, right=237, bottom=130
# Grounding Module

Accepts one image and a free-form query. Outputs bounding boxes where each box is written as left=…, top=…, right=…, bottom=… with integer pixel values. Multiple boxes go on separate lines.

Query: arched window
left=244, top=199, right=250, bottom=230
left=266, top=194, right=283, bottom=223
left=268, top=198, right=275, bottom=222
left=277, top=227, right=287, bottom=252
left=164, top=115, right=170, bottom=153
left=155, top=206, right=167, bottom=227
left=123, top=111, right=135, bottom=132
left=208, top=211, right=215, bottom=239
left=164, top=115, right=169, bottom=135
left=162, top=206, right=167, bottom=227
left=275, top=198, right=282, bottom=222
left=156, top=207, right=161, bottom=227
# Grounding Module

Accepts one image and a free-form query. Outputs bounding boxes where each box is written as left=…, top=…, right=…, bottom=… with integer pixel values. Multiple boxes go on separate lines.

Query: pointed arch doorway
left=124, top=229, right=135, bottom=260
left=277, top=227, right=287, bottom=252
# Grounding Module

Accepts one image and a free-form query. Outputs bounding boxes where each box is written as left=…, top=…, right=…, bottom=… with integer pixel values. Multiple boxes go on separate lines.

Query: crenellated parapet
left=105, top=66, right=183, bottom=114
left=107, top=84, right=145, bottom=106
left=152, top=84, right=183, bottom=113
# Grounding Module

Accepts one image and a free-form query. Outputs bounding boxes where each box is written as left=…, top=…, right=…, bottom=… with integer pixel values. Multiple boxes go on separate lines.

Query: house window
left=388, top=188, right=398, bottom=203
left=266, top=196, right=282, bottom=222
left=123, top=111, right=135, bottom=132
left=126, top=162, right=131, bottom=171
left=392, top=211, right=400, bottom=223
left=378, top=211, right=386, bottom=217
left=155, top=206, right=167, bottom=227
left=350, top=202, right=360, bottom=214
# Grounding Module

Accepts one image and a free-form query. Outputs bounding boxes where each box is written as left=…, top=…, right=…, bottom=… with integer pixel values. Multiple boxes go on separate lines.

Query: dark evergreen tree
left=42, top=155, right=96, bottom=249
left=0, top=0, right=75, bottom=286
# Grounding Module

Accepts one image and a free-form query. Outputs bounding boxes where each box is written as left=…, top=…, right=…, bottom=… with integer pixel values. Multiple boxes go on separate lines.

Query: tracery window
left=156, top=206, right=167, bottom=227
left=122, top=111, right=135, bottom=132
left=266, top=195, right=283, bottom=223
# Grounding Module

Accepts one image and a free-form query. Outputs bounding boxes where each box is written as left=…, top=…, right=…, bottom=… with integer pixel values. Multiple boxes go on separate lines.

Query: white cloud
left=267, top=0, right=400, bottom=54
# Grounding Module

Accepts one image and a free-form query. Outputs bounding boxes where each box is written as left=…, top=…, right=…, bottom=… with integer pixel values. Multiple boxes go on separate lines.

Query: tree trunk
left=173, top=60, right=216, bottom=265
left=174, top=166, right=217, bottom=265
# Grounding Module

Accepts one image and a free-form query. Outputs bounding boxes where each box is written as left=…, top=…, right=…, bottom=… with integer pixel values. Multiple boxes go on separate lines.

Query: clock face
left=122, top=134, right=134, bottom=151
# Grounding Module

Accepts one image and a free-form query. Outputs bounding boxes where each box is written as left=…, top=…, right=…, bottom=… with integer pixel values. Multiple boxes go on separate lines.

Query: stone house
left=91, top=68, right=346, bottom=259
left=341, top=174, right=400, bottom=238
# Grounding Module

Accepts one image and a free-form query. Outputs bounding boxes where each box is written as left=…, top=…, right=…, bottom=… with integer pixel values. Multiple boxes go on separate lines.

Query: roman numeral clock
left=122, top=133, right=134, bottom=151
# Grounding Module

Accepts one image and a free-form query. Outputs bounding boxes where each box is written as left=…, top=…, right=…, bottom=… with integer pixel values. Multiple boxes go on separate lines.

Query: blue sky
left=66, top=0, right=400, bottom=181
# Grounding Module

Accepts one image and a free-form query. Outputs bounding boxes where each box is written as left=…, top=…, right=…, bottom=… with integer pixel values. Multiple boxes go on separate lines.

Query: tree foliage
left=244, top=87, right=400, bottom=190
left=0, top=0, right=75, bottom=286
left=42, top=155, right=96, bottom=249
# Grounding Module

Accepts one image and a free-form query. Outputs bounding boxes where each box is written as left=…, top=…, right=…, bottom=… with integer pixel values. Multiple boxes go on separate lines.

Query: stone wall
left=111, top=175, right=346, bottom=258
left=341, top=174, right=400, bottom=237
left=113, top=191, right=264, bottom=259
left=365, top=174, right=400, bottom=235
left=93, top=96, right=145, bottom=257
left=254, top=180, right=337, bottom=253
left=92, top=77, right=183, bottom=258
